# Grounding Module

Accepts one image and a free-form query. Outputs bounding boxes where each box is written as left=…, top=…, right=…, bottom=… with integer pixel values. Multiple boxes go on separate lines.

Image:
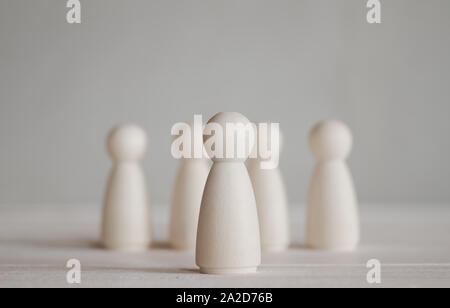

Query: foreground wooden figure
left=196, top=112, right=261, bottom=275
left=101, top=124, right=152, bottom=251
left=306, top=120, right=359, bottom=251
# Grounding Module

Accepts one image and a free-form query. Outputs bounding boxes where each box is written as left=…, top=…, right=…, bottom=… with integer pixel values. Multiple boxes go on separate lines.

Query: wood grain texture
left=0, top=204, right=449, bottom=288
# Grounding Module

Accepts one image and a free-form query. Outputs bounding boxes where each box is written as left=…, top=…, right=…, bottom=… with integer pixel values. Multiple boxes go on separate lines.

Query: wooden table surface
left=0, top=203, right=449, bottom=288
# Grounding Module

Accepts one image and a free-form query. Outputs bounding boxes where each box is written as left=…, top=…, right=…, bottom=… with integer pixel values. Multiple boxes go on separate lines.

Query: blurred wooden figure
left=248, top=124, right=290, bottom=252
left=101, top=124, right=152, bottom=251
left=306, top=120, right=359, bottom=251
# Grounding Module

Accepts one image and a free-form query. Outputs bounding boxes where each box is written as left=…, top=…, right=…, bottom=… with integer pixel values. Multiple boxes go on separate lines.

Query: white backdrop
left=0, top=0, right=449, bottom=205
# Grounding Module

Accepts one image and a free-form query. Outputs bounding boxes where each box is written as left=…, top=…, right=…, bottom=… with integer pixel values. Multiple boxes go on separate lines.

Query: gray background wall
left=0, top=0, right=449, bottom=206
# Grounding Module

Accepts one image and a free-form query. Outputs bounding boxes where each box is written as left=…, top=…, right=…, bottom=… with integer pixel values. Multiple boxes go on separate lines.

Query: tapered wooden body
left=248, top=160, right=290, bottom=252
left=196, top=162, right=261, bottom=274
left=170, top=159, right=210, bottom=250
